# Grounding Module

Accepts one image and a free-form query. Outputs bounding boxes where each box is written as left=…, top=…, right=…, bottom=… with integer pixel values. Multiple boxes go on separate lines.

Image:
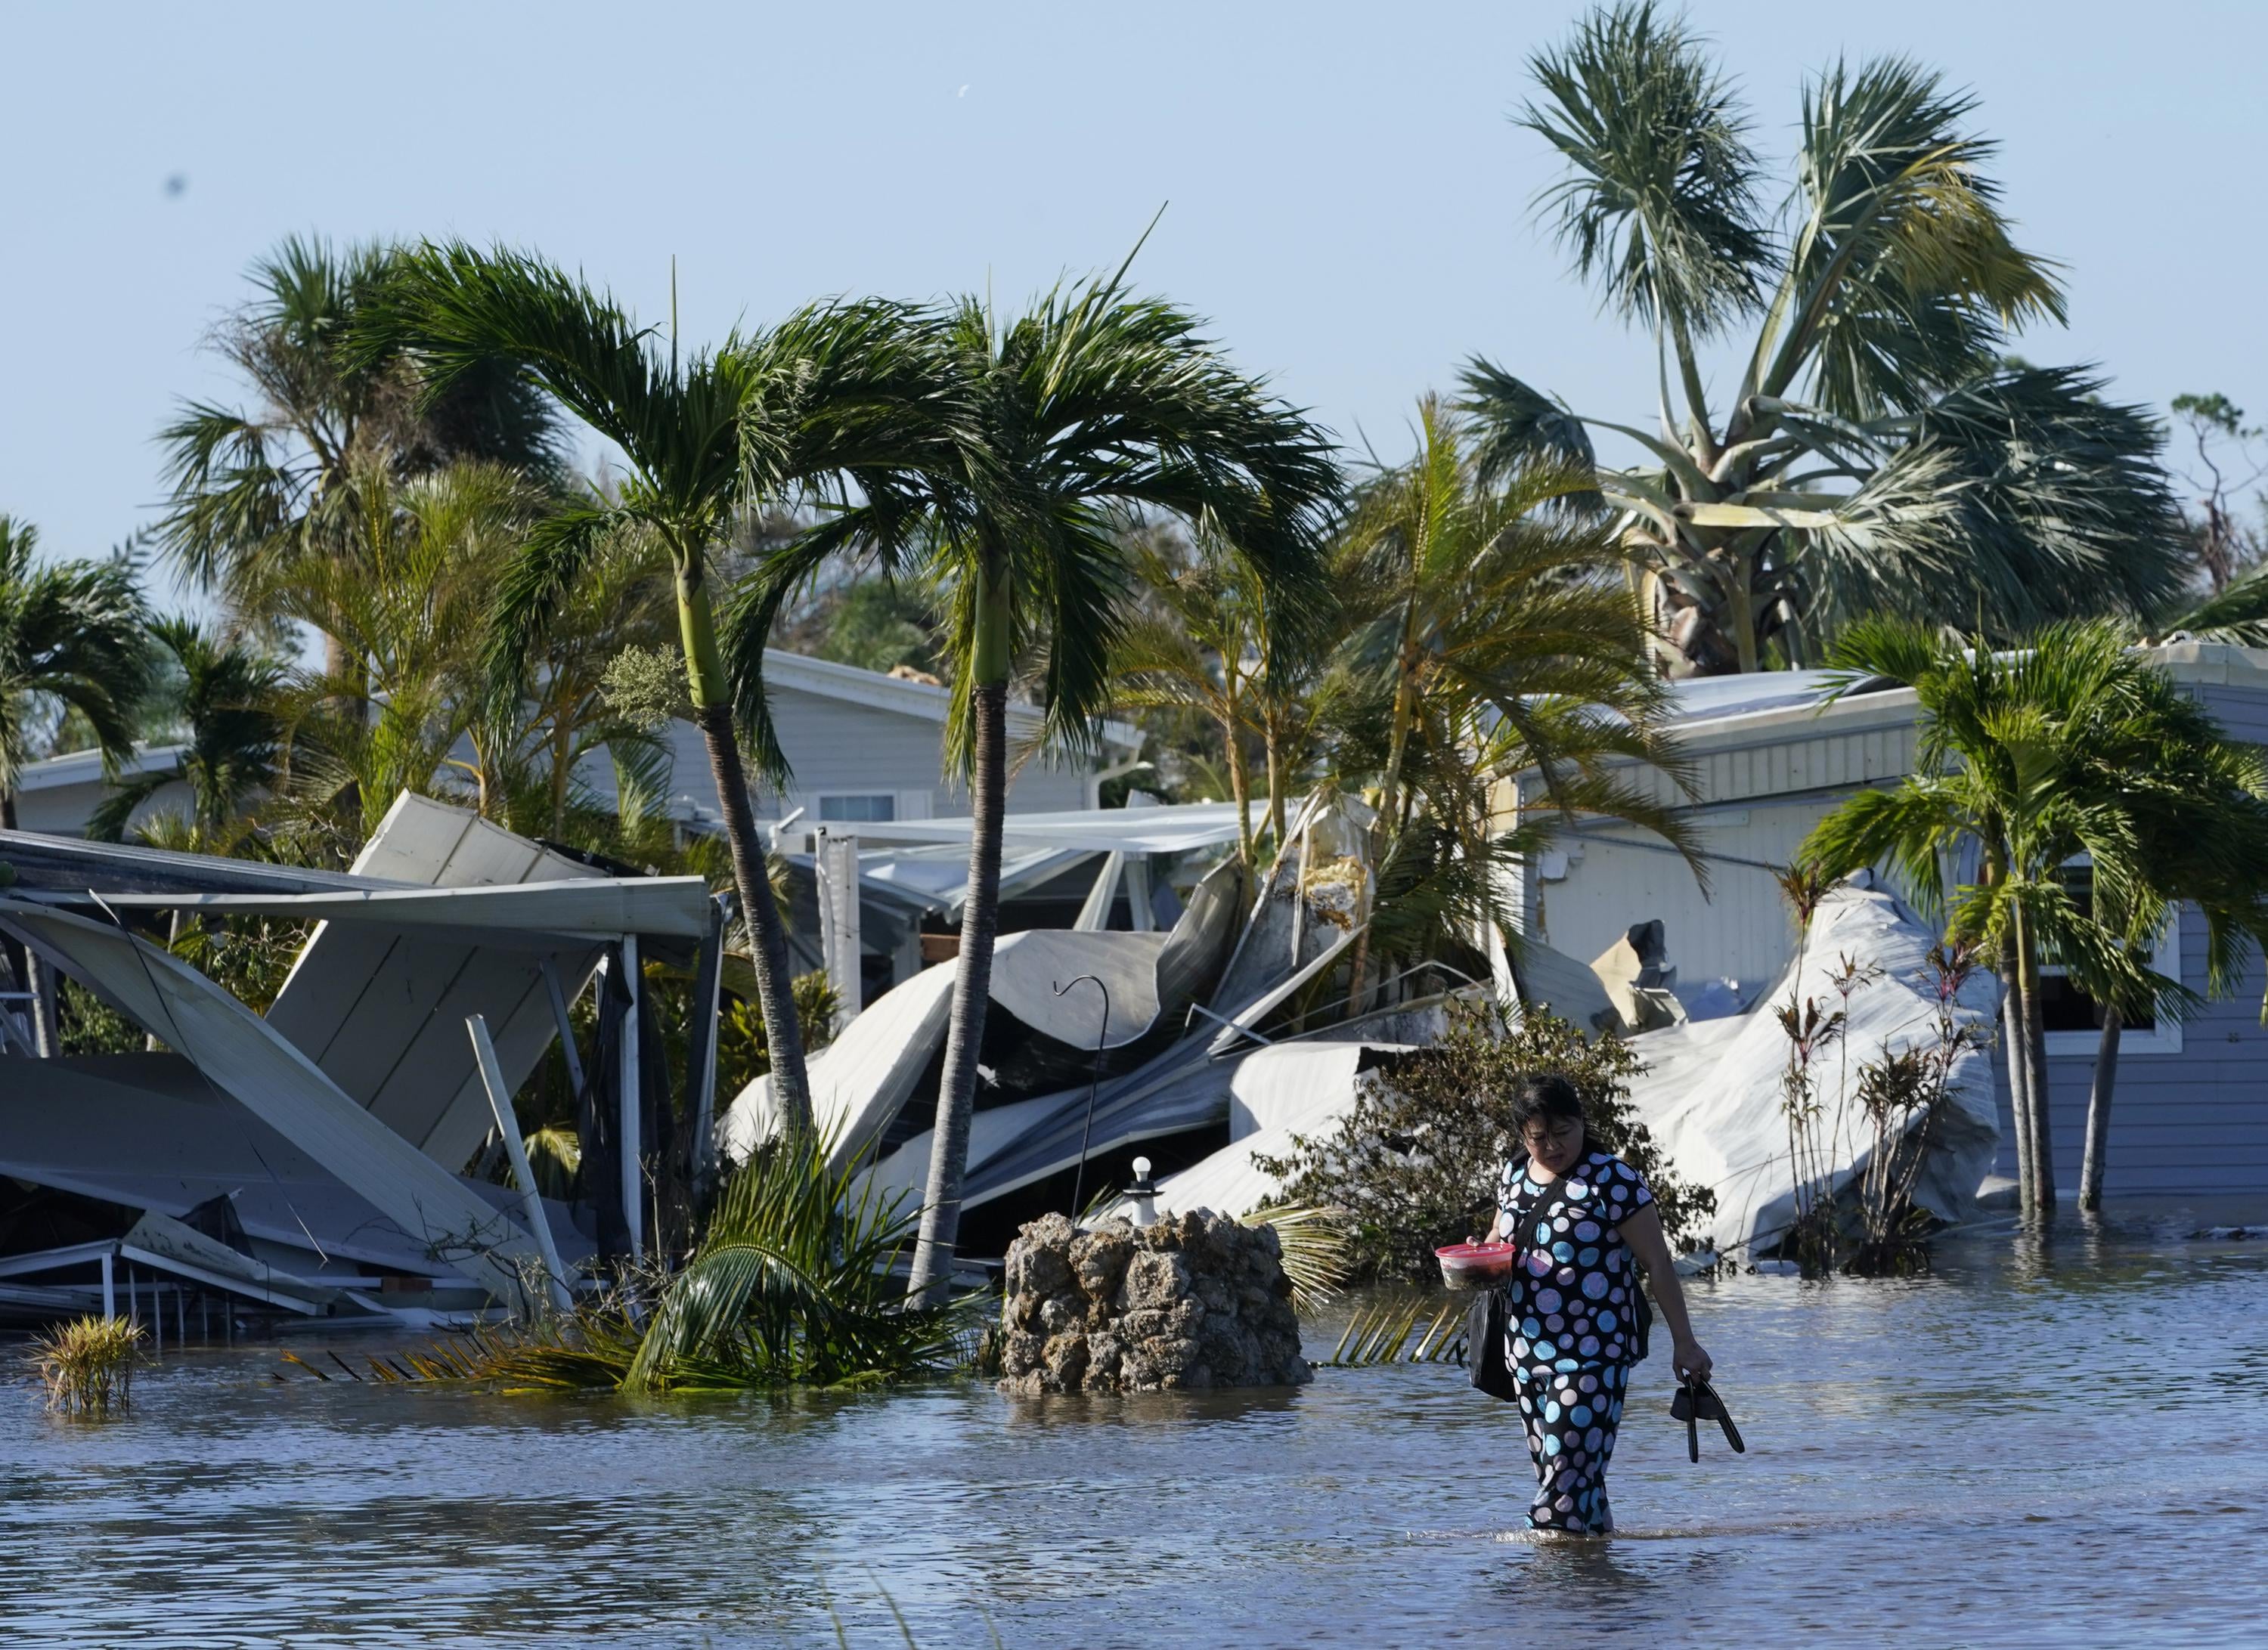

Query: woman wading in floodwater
left=1484, top=1074, right=1712, bottom=1535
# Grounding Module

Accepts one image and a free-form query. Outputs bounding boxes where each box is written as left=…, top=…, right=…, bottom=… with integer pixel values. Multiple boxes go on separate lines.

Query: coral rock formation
left=996, top=1210, right=1309, bottom=1395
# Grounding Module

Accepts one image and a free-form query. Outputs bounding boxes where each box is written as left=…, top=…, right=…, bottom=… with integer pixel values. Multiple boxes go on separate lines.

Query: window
left=818, top=794, right=896, bottom=824
left=2036, top=861, right=2183, bottom=1056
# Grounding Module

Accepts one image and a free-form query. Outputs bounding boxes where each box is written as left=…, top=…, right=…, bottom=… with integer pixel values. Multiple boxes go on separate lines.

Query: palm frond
left=1517, top=0, right=1769, bottom=338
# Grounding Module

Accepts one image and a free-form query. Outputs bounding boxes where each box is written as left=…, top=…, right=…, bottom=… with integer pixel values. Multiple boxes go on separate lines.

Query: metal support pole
left=814, top=827, right=863, bottom=1031
left=466, top=1013, right=575, bottom=1313
left=540, top=958, right=586, bottom=1097
left=1125, top=855, right=1155, bottom=933
left=101, top=1249, right=115, bottom=1318
left=619, top=934, right=643, bottom=1266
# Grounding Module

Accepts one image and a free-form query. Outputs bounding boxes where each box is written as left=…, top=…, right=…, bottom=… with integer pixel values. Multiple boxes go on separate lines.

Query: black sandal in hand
left=1670, top=1375, right=1746, bottom=1462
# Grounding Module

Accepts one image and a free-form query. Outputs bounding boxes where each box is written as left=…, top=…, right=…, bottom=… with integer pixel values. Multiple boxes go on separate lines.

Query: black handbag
left=1669, top=1376, right=1746, bottom=1461
left=1466, top=1285, right=1522, bottom=1401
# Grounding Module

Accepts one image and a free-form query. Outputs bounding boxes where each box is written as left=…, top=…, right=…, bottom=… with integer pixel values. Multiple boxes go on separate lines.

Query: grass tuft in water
left=30, top=1314, right=144, bottom=1416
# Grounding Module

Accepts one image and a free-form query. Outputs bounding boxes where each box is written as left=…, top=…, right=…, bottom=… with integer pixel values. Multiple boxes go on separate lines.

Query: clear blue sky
left=5, top=0, right=2263, bottom=586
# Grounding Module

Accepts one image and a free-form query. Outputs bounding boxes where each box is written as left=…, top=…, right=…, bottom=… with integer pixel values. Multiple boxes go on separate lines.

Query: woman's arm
left=1616, top=1205, right=1712, bottom=1382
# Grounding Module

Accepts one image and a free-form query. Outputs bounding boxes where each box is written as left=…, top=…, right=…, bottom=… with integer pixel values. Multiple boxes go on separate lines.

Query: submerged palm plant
left=1467, top=3, right=2185, bottom=674
left=469, top=1128, right=970, bottom=1393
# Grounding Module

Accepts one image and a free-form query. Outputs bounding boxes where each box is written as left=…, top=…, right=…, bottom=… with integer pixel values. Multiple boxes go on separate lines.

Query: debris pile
left=995, top=1211, right=1309, bottom=1395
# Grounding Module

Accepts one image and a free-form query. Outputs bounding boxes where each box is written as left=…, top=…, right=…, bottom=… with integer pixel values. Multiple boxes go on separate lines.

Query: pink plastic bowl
left=1435, top=1240, right=1520, bottom=1289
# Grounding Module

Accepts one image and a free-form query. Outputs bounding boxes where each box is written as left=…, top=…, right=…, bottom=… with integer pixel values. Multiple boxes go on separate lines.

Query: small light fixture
left=1125, top=1156, right=1159, bottom=1228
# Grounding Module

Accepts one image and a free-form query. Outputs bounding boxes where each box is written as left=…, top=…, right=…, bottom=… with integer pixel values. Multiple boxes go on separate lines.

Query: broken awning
left=0, top=1053, right=594, bottom=1283
left=18, top=876, right=717, bottom=942
left=0, top=899, right=549, bottom=1303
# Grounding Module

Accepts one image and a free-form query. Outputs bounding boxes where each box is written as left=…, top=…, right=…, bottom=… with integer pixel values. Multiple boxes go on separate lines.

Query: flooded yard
left=6, top=1209, right=2268, bottom=1647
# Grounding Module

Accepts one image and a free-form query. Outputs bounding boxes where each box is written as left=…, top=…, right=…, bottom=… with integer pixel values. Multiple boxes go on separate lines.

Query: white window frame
left=2038, top=865, right=2183, bottom=1057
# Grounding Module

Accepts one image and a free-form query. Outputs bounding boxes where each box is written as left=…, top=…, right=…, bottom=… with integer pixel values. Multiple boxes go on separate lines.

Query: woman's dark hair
left=1508, top=1073, right=1587, bottom=1137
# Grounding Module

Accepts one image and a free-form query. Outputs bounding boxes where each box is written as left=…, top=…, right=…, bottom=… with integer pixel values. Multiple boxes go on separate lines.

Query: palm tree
left=485, top=509, right=679, bottom=842
left=1325, top=398, right=1699, bottom=1005
left=1464, top=3, right=2186, bottom=676
left=259, top=460, right=529, bottom=848
left=1114, top=535, right=1269, bottom=865
left=1799, top=621, right=2250, bottom=1221
left=362, top=244, right=972, bottom=1137
left=0, top=518, right=151, bottom=1053
left=745, top=271, right=1340, bottom=1301
left=156, top=234, right=564, bottom=670
left=2057, top=683, right=2268, bottom=1210
left=88, top=617, right=286, bottom=851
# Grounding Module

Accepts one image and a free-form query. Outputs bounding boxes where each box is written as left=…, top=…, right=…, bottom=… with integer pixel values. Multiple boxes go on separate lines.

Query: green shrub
left=1251, top=1005, right=1715, bottom=1278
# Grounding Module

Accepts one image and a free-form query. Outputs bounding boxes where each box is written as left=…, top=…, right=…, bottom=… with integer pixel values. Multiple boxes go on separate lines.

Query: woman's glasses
left=1520, top=1119, right=1583, bottom=1154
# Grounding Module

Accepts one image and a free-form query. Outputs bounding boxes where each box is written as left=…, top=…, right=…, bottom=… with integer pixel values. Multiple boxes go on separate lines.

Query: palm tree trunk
left=1729, top=548, right=1761, bottom=673
left=1999, top=927, right=2036, bottom=1219
left=1377, top=649, right=1419, bottom=832
left=676, top=565, right=811, bottom=1138
left=1349, top=647, right=1421, bottom=1016
left=2013, top=908, right=2058, bottom=1218
left=909, top=565, right=1012, bottom=1304
left=1264, top=711, right=1287, bottom=857
left=2079, top=1005, right=2122, bottom=1213
left=1225, top=711, right=1253, bottom=867
left=550, top=717, right=571, bottom=839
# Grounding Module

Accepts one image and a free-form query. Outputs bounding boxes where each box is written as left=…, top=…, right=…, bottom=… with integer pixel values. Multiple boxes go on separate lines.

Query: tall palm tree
left=88, top=617, right=286, bottom=851
left=361, top=245, right=972, bottom=1136
left=1799, top=621, right=2246, bottom=1221
left=744, top=272, right=1340, bottom=1301
left=1325, top=398, right=1699, bottom=1005
left=0, top=518, right=151, bottom=1053
left=157, top=234, right=565, bottom=669
left=1464, top=3, right=2186, bottom=676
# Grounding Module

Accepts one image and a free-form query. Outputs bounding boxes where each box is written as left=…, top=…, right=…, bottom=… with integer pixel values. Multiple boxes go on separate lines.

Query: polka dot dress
left=1493, top=1147, right=1655, bottom=1534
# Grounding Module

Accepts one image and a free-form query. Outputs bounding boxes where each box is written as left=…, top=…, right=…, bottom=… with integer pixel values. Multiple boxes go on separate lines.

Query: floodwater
left=7, top=1211, right=2268, bottom=1648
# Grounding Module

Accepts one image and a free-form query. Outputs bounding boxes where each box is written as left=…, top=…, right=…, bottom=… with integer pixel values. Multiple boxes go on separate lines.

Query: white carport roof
left=812, top=797, right=1276, bottom=857
left=23, top=877, right=717, bottom=942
